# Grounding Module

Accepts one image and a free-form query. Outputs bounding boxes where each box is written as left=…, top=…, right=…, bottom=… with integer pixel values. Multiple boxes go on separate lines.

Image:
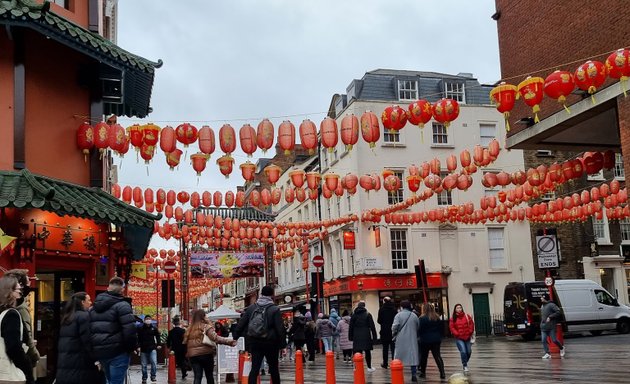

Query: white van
left=504, top=279, right=630, bottom=339
left=554, top=279, right=630, bottom=335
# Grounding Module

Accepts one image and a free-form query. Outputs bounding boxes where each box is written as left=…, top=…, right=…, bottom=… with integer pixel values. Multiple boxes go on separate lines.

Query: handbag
left=466, top=315, right=476, bottom=344
left=202, top=326, right=217, bottom=352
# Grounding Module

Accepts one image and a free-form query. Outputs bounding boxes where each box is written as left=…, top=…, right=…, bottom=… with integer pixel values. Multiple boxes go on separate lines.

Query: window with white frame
left=479, top=123, right=496, bottom=147
left=488, top=227, right=507, bottom=270
left=615, top=153, right=625, bottom=179
left=390, top=229, right=408, bottom=270
left=387, top=170, right=404, bottom=205
left=398, top=80, right=418, bottom=101
left=384, top=130, right=401, bottom=143
left=438, top=171, right=453, bottom=205
left=593, top=213, right=611, bottom=244
left=432, top=122, right=449, bottom=145
left=620, top=218, right=630, bottom=242
left=587, top=169, right=604, bottom=181
left=444, top=82, right=466, bottom=103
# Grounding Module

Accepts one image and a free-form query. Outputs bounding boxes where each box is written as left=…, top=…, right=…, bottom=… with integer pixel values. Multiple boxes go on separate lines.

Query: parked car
left=503, top=279, right=630, bottom=340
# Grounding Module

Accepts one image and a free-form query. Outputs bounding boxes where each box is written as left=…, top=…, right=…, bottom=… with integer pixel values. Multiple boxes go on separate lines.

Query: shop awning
left=506, top=81, right=624, bottom=151
left=0, top=169, right=160, bottom=228
left=0, top=0, right=162, bottom=118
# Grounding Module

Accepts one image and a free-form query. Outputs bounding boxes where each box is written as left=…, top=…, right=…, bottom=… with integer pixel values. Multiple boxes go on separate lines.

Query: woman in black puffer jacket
left=55, top=292, right=103, bottom=384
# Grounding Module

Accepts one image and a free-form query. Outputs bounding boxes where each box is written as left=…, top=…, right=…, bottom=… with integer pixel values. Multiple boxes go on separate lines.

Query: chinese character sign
left=190, top=251, right=265, bottom=278
left=131, top=263, right=147, bottom=280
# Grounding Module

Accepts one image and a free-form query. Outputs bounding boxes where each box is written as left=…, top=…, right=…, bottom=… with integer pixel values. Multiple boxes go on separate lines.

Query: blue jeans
left=101, top=352, right=130, bottom=384
left=541, top=326, right=563, bottom=354
left=455, top=339, right=472, bottom=367
left=321, top=336, right=333, bottom=352
left=141, top=349, right=158, bottom=380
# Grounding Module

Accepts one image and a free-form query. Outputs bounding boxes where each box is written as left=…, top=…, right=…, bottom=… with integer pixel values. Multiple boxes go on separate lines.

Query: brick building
left=494, top=0, right=630, bottom=302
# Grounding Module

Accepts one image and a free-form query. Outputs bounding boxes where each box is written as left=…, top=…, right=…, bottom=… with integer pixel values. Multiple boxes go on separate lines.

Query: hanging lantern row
left=490, top=48, right=630, bottom=130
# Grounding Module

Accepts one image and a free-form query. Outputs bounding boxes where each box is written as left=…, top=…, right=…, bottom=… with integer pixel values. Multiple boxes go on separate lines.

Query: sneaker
left=542, top=353, right=551, bottom=359
left=463, top=366, right=469, bottom=372
left=151, top=379, right=157, bottom=383
left=560, top=347, right=566, bottom=357
left=367, top=367, right=376, bottom=373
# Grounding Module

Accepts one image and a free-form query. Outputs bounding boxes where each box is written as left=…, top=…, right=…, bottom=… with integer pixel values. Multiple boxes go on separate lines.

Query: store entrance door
left=36, top=270, right=85, bottom=381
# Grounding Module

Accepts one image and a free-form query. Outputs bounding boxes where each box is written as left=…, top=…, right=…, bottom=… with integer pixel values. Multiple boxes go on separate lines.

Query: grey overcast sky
left=115, top=0, right=500, bottom=248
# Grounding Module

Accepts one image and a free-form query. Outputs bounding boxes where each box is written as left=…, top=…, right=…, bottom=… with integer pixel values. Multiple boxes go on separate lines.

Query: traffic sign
left=544, top=276, right=554, bottom=287
left=163, top=260, right=177, bottom=274
left=536, top=235, right=559, bottom=269
left=312, top=255, right=324, bottom=268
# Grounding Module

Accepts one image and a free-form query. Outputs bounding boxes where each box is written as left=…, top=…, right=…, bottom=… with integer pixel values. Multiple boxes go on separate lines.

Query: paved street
left=129, top=332, right=630, bottom=383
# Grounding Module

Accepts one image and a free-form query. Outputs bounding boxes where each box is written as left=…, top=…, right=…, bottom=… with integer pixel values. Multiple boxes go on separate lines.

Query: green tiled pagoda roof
left=0, top=169, right=160, bottom=228
left=0, top=0, right=161, bottom=73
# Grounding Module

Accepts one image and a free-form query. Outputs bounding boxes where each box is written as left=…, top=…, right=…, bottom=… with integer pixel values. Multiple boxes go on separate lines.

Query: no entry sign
left=163, top=260, right=177, bottom=274
left=312, top=255, right=324, bottom=268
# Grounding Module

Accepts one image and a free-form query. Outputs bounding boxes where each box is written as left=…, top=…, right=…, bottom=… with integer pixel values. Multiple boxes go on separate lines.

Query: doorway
left=36, top=270, right=85, bottom=381
left=472, top=293, right=491, bottom=336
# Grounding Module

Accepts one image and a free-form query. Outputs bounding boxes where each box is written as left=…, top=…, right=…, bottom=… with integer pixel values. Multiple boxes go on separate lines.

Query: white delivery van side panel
left=556, top=287, right=598, bottom=332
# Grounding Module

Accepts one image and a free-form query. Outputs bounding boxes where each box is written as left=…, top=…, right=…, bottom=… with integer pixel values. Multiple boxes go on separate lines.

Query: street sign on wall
left=536, top=234, right=559, bottom=268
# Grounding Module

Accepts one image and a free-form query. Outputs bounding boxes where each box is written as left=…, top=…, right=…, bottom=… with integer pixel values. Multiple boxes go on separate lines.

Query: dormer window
left=398, top=80, right=418, bottom=101
left=444, top=82, right=465, bottom=103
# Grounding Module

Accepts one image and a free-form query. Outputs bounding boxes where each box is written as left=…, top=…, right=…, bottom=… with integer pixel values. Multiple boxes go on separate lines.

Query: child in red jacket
left=449, top=304, right=475, bottom=373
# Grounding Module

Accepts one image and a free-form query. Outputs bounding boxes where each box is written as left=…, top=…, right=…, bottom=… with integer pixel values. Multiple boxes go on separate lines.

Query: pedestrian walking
left=329, top=308, right=341, bottom=357
left=184, top=309, right=237, bottom=384
left=233, top=285, right=286, bottom=384
left=167, top=316, right=189, bottom=379
left=348, top=301, right=378, bottom=372
left=288, top=311, right=307, bottom=363
left=449, top=303, right=474, bottom=373
left=540, top=293, right=565, bottom=359
left=4, top=269, right=40, bottom=371
left=0, top=275, right=35, bottom=384
left=316, top=314, right=335, bottom=352
left=336, top=310, right=353, bottom=364
left=304, top=312, right=317, bottom=363
left=55, top=292, right=103, bottom=384
left=137, top=315, right=161, bottom=383
left=418, top=303, right=445, bottom=380
left=89, top=276, right=137, bottom=384
left=377, top=296, right=396, bottom=368
left=391, top=300, right=420, bottom=381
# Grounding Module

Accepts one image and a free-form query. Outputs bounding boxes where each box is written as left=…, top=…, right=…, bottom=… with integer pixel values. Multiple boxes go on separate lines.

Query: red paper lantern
left=284, top=169, right=304, bottom=188
left=383, top=175, right=401, bottom=194
left=256, top=119, right=274, bottom=153
left=166, top=149, right=183, bottom=170
left=285, top=187, right=295, bottom=204
left=343, top=173, right=359, bottom=190
left=175, top=123, right=198, bottom=147
left=127, top=124, right=144, bottom=150
left=407, top=99, right=433, bottom=140
left=264, top=164, right=282, bottom=186
left=122, top=186, right=132, bottom=204
left=167, top=190, right=177, bottom=206
left=190, top=153, right=208, bottom=176
left=190, top=192, right=200, bottom=208
left=139, top=144, right=156, bottom=164
left=240, top=161, right=256, bottom=183
left=271, top=188, right=282, bottom=205
left=76, top=122, right=94, bottom=161
left=360, top=111, right=380, bottom=148
left=142, top=123, right=160, bottom=146
left=159, top=125, right=177, bottom=154
left=278, top=120, right=296, bottom=155
left=306, top=172, right=321, bottom=191
left=490, top=82, right=517, bottom=131
left=324, top=173, right=340, bottom=191
left=544, top=70, right=575, bottom=112
left=381, top=105, right=408, bottom=133
left=219, top=124, right=236, bottom=155
left=359, top=174, right=375, bottom=193
left=606, top=48, right=630, bottom=95
left=198, top=125, right=215, bottom=157
left=406, top=175, right=421, bottom=194
left=574, top=60, right=607, bottom=98
left=132, top=187, right=143, bottom=208
left=320, top=117, right=339, bottom=153
left=340, top=113, right=359, bottom=151
left=217, top=155, right=234, bottom=178
left=177, top=191, right=190, bottom=205
left=446, top=155, right=458, bottom=173
left=213, top=191, right=222, bottom=207
left=432, top=99, right=460, bottom=128
left=295, top=188, right=306, bottom=203
left=517, top=76, right=545, bottom=123
left=108, top=123, right=127, bottom=154
left=299, top=119, right=318, bottom=155
left=603, top=150, right=616, bottom=170
left=93, top=122, right=110, bottom=156
left=235, top=191, right=246, bottom=207
left=239, top=124, right=257, bottom=157
left=225, top=191, right=235, bottom=208
left=111, top=184, right=121, bottom=199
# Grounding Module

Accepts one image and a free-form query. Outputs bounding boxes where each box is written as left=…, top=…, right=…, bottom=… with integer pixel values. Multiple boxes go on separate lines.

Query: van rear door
left=504, top=283, right=528, bottom=334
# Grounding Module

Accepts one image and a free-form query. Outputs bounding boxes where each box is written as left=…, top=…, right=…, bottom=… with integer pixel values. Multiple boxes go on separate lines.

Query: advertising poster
left=190, top=251, right=265, bottom=278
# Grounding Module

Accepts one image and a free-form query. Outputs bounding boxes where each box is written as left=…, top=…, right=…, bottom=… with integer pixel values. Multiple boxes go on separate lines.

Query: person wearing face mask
left=137, top=315, right=162, bottom=384
left=4, top=269, right=40, bottom=371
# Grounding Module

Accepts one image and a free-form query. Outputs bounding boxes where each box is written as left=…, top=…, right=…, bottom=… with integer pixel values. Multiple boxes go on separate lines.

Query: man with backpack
left=234, top=285, right=286, bottom=384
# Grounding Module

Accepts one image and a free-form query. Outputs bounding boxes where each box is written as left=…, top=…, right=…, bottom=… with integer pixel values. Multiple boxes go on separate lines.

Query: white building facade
left=274, top=70, right=536, bottom=334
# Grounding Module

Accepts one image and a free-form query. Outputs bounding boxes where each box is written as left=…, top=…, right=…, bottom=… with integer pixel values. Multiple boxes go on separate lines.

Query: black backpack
left=247, top=304, right=271, bottom=338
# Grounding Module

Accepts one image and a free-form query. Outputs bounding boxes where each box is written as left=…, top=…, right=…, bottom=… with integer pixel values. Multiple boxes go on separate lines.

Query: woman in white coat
left=391, top=300, right=420, bottom=382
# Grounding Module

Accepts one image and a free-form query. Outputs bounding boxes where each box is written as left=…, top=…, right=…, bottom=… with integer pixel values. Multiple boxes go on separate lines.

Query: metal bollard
left=167, top=351, right=177, bottom=384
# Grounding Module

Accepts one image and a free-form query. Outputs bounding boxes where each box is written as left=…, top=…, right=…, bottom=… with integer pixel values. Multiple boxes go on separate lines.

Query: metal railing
left=473, top=313, right=505, bottom=336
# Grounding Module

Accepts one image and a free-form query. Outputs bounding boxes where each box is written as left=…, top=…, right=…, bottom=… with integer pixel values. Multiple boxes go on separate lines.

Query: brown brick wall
left=495, top=0, right=630, bottom=136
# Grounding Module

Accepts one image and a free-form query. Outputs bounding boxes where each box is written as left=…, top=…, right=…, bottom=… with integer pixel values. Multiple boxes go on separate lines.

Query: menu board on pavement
left=217, top=337, right=245, bottom=375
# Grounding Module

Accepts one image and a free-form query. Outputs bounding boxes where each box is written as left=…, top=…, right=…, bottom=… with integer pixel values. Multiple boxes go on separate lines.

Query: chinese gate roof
left=0, top=169, right=160, bottom=228
left=0, top=0, right=162, bottom=118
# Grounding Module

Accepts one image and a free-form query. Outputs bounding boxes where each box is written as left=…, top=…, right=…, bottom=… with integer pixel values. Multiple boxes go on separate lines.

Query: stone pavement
left=128, top=332, right=630, bottom=383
